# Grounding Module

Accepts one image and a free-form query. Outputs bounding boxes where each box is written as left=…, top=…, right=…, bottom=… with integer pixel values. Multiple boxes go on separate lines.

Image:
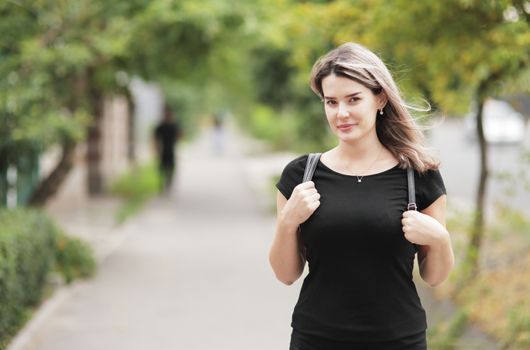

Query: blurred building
left=507, top=94, right=530, bottom=122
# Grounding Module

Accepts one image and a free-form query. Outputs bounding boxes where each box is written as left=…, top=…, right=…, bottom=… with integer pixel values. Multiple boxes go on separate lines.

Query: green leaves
left=262, top=0, right=529, bottom=116
left=3, top=0, right=525, bottom=159
left=1, top=0, right=251, bottom=161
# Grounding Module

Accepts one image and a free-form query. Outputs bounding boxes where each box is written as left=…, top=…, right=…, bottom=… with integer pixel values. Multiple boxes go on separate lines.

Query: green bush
left=246, top=105, right=298, bottom=151
left=54, top=233, right=96, bottom=284
left=110, top=162, right=159, bottom=223
left=0, top=208, right=96, bottom=349
left=240, top=103, right=337, bottom=153
left=0, top=209, right=57, bottom=347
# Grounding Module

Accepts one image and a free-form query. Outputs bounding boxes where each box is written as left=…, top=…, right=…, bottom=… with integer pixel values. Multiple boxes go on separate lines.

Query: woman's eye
left=349, top=97, right=360, bottom=103
left=325, top=100, right=337, bottom=106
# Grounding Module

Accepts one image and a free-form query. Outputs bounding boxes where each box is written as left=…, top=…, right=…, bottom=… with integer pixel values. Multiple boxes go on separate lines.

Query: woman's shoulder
left=415, top=166, right=444, bottom=181
left=413, top=165, right=445, bottom=190
left=276, top=154, right=312, bottom=199
left=282, top=154, right=310, bottom=172
left=414, top=166, right=446, bottom=210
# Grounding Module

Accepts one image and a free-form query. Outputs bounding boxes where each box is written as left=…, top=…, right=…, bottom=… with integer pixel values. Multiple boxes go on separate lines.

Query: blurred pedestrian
left=269, top=43, right=454, bottom=350
left=154, top=103, right=181, bottom=195
left=211, top=112, right=225, bottom=154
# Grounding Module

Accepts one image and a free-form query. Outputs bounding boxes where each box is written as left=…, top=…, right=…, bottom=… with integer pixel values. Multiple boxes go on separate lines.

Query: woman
left=269, top=43, right=454, bottom=349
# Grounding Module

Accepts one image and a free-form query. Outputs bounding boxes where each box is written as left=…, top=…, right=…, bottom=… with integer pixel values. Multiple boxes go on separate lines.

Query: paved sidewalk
left=12, top=126, right=301, bottom=350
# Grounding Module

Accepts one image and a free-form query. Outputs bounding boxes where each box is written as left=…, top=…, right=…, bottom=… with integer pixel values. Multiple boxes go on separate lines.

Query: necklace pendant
left=357, top=178, right=362, bottom=183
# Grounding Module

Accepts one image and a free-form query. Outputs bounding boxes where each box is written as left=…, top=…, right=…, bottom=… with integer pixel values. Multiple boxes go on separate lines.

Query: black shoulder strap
left=303, top=153, right=322, bottom=182
left=407, top=167, right=417, bottom=211
left=303, top=154, right=416, bottom=210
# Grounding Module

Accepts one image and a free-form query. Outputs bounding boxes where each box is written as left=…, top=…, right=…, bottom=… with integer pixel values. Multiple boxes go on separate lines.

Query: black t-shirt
left=154, top=121, right=180, bottom=165
left=276, top=154, right=446, bottom=342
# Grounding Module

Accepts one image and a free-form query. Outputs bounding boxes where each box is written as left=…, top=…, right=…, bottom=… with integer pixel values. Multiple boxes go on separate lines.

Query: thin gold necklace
left=353, top=145, right=383, bottom=183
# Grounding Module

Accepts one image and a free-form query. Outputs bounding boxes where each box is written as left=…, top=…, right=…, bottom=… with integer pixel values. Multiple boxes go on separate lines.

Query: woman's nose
left=337, top=103, right=350, bottom=118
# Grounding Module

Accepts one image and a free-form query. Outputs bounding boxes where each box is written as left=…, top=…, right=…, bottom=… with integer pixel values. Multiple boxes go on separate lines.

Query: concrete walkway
left=12, top=127, right=299, bottom=350
left=9, top=124, right=501, bottom=350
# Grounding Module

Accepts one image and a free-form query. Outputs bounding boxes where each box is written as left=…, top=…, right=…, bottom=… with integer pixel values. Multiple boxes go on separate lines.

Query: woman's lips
left=337, top=123, right=355, bottom=131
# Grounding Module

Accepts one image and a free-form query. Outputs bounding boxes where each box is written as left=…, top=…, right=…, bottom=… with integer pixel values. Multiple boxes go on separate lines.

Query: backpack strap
left=407, top=167, right=417, bottom=211
left=303, top=153, right=322, bottom=182
left=303, top=154, right=417, bottom=211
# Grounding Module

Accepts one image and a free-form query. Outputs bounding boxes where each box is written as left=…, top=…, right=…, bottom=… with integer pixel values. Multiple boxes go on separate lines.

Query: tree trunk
left=28, top=140, right=76, bottom=206
left=466, top=97, right=489, bottom=276
left=27, top=72, right=88, bottom=207
left=125, top=87, right=136, bottom=163
left=0, top=154, right=8, bottom=207
left=463, top=60, right=528, bottom=276
left=86, top=82, right=105, bottom=195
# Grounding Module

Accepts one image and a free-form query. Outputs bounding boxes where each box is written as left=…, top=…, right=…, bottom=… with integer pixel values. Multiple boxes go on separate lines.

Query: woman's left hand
left=401, top=210, right=448, bottom=247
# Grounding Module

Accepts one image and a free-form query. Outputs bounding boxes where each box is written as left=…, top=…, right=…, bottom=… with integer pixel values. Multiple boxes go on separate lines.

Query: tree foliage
left=2, top=0, right=529, bottom=203
left=1, top=0, right=256, bottom=204
left=263, top=0, right=529, bottom=112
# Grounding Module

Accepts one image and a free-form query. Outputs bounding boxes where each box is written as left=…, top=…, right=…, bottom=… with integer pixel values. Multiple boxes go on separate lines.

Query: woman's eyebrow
left=323, top=91, right=362, bottom=99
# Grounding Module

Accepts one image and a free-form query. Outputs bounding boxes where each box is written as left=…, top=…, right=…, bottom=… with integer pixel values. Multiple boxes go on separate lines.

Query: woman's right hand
left=279, top=181, right=321, bottom=228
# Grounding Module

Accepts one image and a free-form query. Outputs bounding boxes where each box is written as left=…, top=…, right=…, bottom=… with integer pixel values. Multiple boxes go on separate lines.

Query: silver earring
left=379, top=108, right=383, bottom=115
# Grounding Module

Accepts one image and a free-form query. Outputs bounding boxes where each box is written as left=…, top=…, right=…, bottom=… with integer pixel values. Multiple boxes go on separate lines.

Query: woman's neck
left=335, top=137, right=383, bottom=161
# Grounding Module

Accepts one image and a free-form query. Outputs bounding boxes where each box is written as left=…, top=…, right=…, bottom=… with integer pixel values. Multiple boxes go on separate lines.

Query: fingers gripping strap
left=303, top=153, right=322, bottom=182
left=407, top=167, right=417, bottom=211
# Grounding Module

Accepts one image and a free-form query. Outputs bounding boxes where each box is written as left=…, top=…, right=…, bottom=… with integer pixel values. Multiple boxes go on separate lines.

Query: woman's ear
left=378, top=92, right=388, bottom=109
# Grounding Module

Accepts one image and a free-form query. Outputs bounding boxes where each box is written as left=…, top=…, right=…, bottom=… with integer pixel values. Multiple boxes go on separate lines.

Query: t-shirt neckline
left=317, top=158, right=401, bottom=178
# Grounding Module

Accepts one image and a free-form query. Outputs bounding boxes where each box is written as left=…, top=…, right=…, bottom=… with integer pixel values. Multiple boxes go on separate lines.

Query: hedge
left=0, top=208, right=95, bottom=349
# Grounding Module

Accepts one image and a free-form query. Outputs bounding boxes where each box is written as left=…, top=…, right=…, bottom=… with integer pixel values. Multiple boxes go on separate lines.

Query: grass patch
left=427, top=310, right=469, bottom=350
left=442, top=203, right=530, bottom=349
left=109, top=162, right=159, bottom=224
left=454, top=254, right=530, bottom=349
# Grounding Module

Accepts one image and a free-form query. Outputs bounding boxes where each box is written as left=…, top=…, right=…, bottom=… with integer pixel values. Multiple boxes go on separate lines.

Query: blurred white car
left=466, top=99, right=526, bottom=144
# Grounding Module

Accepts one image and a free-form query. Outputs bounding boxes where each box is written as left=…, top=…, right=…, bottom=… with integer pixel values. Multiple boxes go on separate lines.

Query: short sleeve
left=276, top=155, right=308, bottom=199
left=415, top=169, right=446, bottom=211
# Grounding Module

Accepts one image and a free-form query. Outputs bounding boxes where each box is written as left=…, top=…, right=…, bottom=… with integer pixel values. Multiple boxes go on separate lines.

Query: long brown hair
left=310, top=42, right=439, bottom=173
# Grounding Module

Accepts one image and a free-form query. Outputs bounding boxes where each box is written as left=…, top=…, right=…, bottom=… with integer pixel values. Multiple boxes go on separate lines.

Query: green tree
left=1, top=0, right=92, bottom=205
left=1, top=0, right=254, bottom=206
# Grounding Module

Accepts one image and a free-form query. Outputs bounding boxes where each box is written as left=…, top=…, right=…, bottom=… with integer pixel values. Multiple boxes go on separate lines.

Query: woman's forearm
left=419, top=230, right=454, bottom=287
left=269, top=218, right=305, bottom=286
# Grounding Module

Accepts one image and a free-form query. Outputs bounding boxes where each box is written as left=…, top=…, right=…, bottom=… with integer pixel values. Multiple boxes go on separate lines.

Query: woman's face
left=321, top=74, right=385, bottom=145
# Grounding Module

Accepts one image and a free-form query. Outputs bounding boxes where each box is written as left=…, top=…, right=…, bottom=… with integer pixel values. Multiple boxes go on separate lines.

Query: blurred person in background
left=154, top=103, right=182, bottom=195
left=211, top=112, right=225, bottom=154
left=269, top=43, right=454, bottom=350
